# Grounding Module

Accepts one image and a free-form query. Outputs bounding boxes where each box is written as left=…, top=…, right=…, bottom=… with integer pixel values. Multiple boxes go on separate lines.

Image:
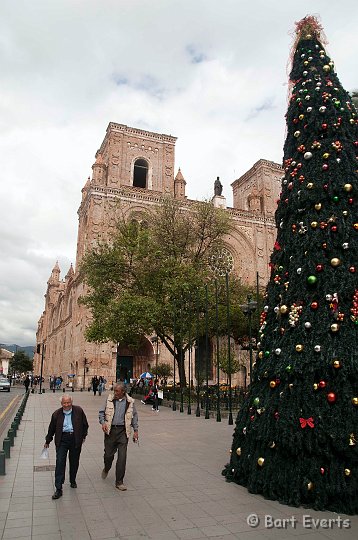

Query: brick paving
left=0, top=391, right=357, bottom=539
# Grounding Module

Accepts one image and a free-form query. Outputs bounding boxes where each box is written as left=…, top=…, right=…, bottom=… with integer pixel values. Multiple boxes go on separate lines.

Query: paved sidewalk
left=0, top=391, right=356, bottom=540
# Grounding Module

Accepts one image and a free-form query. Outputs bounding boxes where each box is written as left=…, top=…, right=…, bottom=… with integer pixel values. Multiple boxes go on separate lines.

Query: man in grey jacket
left=99, top=382, right=138, bottom=491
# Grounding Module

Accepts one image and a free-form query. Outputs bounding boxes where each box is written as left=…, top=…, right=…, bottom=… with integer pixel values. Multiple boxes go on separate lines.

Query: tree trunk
left=175, top=348, right=187, bottom=387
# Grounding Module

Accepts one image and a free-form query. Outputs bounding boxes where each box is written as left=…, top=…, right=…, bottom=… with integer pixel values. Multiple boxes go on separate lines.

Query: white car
left=0, top=377, right=10, bottom=392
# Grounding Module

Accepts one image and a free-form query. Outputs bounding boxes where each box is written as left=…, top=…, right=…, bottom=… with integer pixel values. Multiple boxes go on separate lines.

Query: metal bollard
left=72, top=386, right=74, bottom=392
left=53, top=387, right=56, bottom=393
left=63, top=388, right=65, bottom=393
left=11, top=422, right=17, bottom=436
left=3, top=438, right=10, bottom=458
left=0, top=451, right=5, bottom=475
left=8, top=429, right=14, bottom=447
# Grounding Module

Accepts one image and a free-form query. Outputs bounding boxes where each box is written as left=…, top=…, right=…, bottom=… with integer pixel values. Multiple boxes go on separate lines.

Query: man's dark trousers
left=55, top=433, right=81, bottom=490
left=104, top=426, right=128, bottom=483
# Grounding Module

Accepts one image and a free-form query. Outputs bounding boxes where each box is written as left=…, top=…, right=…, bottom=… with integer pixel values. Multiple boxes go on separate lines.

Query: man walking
left=44, top=394, right=88, bottom=499
left=23, top=375, right=30, bottom=392
left=99, top=382, right=138, bottom=491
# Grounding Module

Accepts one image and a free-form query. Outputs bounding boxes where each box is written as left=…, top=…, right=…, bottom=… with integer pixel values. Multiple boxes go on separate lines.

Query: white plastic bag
left=40, top=447, right=49, bottom=459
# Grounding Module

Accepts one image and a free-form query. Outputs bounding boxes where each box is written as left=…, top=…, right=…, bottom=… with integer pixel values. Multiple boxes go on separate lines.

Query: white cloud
left=0, top=0, right=357, bottom=345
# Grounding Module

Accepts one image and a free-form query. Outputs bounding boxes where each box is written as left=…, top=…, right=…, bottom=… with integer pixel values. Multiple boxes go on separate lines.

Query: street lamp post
left=240, top=295, right=257, bottom=386
left=225, top=273, right=233, bottom=425
left=150, top=336, right=159, bottom=379
left=39, top=343, right=45, bottom=394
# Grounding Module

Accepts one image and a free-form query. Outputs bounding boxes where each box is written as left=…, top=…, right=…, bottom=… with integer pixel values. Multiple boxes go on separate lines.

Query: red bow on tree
left=299, top=417, right=314, bottom=428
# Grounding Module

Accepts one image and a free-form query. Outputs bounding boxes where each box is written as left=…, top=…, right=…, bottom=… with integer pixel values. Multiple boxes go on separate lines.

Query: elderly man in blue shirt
left=99, top=382, right=138, bottom=491
left=45, top=394, right=88, bottom=499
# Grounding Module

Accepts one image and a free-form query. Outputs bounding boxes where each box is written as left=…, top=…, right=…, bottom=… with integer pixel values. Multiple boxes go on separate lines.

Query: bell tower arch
left=95, top=122, right=177, bottom=194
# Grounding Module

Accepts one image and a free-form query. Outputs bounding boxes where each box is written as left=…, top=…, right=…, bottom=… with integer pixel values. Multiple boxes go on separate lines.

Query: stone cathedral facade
left=34, top=122, right=281, bottom=388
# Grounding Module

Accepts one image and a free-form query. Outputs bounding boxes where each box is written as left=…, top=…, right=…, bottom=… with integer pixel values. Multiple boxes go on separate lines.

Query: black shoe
left=70, top=481, right=77, bottom=488
left=52, top=489, right=63, bottom=499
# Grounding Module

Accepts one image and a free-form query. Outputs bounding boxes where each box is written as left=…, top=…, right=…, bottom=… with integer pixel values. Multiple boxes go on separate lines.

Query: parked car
left=0, top=377, right=10, bottom=392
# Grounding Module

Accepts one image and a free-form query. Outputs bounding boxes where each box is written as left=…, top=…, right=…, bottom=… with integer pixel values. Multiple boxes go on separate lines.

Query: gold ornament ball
left=330, top=258, right=341, bottom=267
left=296, top=344, right=304, bottom=352
left=343, top=211, right=348, bottom=216
left=269, top=441, right=276, bottom=448
left=322, top=152, right=330, bottom=159
left=236, top=447, right=242, bottom=456
left=354, top=223, right=358, bottom=231
left=352, top=397, right=358, bottom=406
left=307, top=481, right=314, bottom=491
left=333, top=360, right=341, bottom=369
left=258, top=351, right=264, bottom=359
left=344, top=183, right=353, bottom=192
left=257, top=457, right=265, bottom=467
left=344, top=469, right=351, bottom=477
left=313, top=383, right=318, bottom=390
left=269, top=380, right=277, bottom=388
left=280, top=305, right=288, bottom=314
left=307, top=182, right=314, bottom=189
left=330, top=323, right=339, bottom=332
left=315, top=203, right=322, bottom=211
left=323, top=64, right=330, bottom=72
left=311, top=221, right=318, bottom=228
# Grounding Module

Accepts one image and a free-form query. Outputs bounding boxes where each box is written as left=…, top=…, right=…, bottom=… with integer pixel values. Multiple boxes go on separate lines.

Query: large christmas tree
left=223, top=16, right=358, bottom=514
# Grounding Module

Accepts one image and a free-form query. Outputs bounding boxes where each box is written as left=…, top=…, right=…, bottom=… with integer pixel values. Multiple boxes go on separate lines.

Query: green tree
left=218, top=344, right=242, bottom=381
left=81, top=197, right=252, bottom=387
left=153, top=362, right=173, bottom=383
left=224, top=16, right=358, bottom=514
left=9, top=351, right=33, bottom=375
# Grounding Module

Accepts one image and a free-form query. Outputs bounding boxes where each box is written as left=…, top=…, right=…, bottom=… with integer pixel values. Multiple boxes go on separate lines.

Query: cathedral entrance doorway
left=116, top=356, right=133, bottom=383
left=116, top=337, right=155, bottom=383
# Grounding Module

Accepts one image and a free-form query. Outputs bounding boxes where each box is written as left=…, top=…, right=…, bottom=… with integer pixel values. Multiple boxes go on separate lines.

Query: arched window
left=133, top=158, right=148, bottom=188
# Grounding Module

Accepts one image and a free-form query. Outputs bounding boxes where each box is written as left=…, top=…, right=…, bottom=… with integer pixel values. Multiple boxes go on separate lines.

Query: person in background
left=44, top=394, right=88, bottom=500
left=98, top=375, right=106, bottom=396
left=92, top=375, right=99, bottom=396
left=151, top=379, right=160, bottom=412
left=24, top=375, right=31, bottom=392
left=99, top=382, right=138, bottom=491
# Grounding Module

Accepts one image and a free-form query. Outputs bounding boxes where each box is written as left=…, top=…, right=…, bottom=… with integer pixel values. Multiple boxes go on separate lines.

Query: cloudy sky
left=0, top=0, right=357, bottom=347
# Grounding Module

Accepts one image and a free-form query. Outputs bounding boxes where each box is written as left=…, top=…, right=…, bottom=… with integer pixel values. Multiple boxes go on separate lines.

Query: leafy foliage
left=152, top=362, right=173, bottom=381
left=218, top=344, right=243, bottom=376
left=9, top=351, right=33, bottom=374
left=81, top=197, right=253, bottom=386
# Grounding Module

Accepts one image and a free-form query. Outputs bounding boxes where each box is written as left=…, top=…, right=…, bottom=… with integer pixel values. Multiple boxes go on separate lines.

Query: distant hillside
left=0, top=344, right=35, bottom=358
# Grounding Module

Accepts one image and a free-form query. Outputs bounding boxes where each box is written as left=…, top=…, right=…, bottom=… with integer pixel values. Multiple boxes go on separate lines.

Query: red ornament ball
left=274, top=411, right=279, bottom=420
left=348, top=198, right=354, bottom=204
left=327, top=392, right=337, bottom=403
left=316, top=264, right=323, bottom=272
left=322, top=123, right=328, bottom=130
left=311, top=301, right=319, bottom=310
left=331, top=225, right=337, bottom=232
left=319, top=380, right=326, bottom=389
left=322, top=164, right=329, bottom=171
left=320, top=467, right=325, bottom=475
left=349, top=266, right=356, bottom=273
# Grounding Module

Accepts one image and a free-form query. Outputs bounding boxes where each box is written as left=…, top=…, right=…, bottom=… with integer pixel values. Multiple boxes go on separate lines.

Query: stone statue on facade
left=214, top=177, right=223, bottom=196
